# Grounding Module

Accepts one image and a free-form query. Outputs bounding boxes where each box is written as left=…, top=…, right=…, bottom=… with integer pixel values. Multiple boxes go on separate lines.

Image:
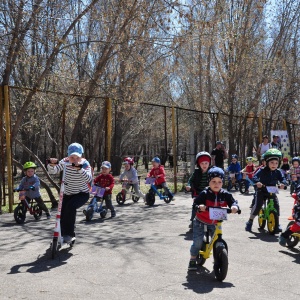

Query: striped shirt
left=47, top=158, right=92, bottom=195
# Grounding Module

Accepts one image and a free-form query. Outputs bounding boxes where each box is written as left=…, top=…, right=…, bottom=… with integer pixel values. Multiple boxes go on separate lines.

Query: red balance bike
left=13, top=189, right=42, bottom=224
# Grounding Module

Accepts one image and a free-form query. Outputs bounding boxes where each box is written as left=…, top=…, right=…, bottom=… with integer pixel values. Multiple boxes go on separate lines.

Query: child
left=186, top=152, right=211, bottom=228
left=245, top=149, right=286, bottom=233
left=279, top=185, right=300, bottom=246
left=146, top=157, right=173, bottom=201
left=188, top=167, right=239, bottom=271
left=241, top=157, right=256, bottom=194
left=280, top=157, right=290, bottom=183
left=289, top=157, right=300, bottom=194
left=227, top=154, right=242, bottom=185
left=94, top=161, right=116, bottom=217
left=119, top=157, right=145, bottom=201
left=15, top=161, right=51, bottom=219
left=48, top=143, right=92, bottom=243
left=249, top=157, right=266, bottom=208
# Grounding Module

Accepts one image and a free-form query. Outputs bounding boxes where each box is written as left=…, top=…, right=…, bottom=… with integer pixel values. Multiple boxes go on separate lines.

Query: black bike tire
left=258, top=208, right=266, bottom=229
left=267, top=211, right=279, bottom=235
left=146, top=192, right=155, bottom=206
left=51, top=237, right=58, bottom=259
left=163, top=192, right=171, bottom=203
left=239, top=180, right=246, bottom=194
left=86, top=207, right=94, bottom=221
left=116, top=193, right=125, bottom=205
left=33, top=204, right=42, bottom=220
left=132, top=195, right=140, bottom=202
left=227, top=180, right=232, bottom=192
left=14, top=204, right=26, bottom=224
left=286, top=221, right=300, bottom=248
left=214, top=247, right=228, bottom=282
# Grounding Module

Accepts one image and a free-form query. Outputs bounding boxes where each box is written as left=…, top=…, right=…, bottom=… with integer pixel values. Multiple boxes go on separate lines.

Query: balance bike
left=50, top=163, right=75, bottom=259
left=196, top=207, right=241, bottom=282
left=116, top=178, right=140, bottom=205
left=227, top=173, right=240, bottom=192
left=257, top=186, right=281, bottom=235
left=83, top=185, right=107, bottom=221
left=145, top=177, right=172, bottom=206
left=285, top=220, right=300, bottom=248
left=13, top=189, right=42, bottom=224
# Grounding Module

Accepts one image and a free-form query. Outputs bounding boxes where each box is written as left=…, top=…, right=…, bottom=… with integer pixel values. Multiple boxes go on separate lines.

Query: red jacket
left=194, top=188, right=239, bottom=225
left=148, top=165, right=166, bottom=185
left=94, top=173, right=114, bottom=195
left=245, top=164, right=255, bottom=179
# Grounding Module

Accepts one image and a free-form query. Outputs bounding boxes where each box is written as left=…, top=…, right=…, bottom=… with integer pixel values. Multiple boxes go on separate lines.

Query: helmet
left=283, top=157, right=289, bottom=162
left=195, top=151, right=211, bottom=166
left=152, top=157, right=160, bottom=164
left=246, top=157, right=253, bottom=162
left=23, top=161, right=37, bottom=170
left=263, top=149, right=282, bottom=163
left=232, top=154, right=238, bottom=159
left=123, top=157, right=134, bottom=165
left=292, top=157, right=300, bottom=164
left=207, top=167, right=224, bottom=181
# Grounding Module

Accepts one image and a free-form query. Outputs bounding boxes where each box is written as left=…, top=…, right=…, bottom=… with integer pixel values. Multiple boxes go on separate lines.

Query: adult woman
left=257, top=135, right=271, bottom=158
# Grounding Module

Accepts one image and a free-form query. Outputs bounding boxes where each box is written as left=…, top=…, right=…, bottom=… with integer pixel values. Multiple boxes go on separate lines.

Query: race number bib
left=266, top=186, right=279, bottom=194
left=145, top=177, right=156, bottom=184
left=209, top=207, right=228, bottom=220
left=91, top=186, right=105, bottom=197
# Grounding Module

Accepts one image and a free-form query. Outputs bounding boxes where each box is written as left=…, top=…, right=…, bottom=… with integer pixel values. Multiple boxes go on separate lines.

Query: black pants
left=103, top=194, right=115, bottom=212
left=26, top=196, right=49, bottom=214
left=250, top=190, right=280, bottom=217
left=61, top=192, right=89, bottom=236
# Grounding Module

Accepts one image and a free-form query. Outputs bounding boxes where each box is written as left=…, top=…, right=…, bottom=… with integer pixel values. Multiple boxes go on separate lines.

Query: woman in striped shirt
left=48, top=143, right=92, bottom=243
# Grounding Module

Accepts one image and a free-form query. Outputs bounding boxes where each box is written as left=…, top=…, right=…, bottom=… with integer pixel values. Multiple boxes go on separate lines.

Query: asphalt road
left=0, top=187, right=299, bottom=300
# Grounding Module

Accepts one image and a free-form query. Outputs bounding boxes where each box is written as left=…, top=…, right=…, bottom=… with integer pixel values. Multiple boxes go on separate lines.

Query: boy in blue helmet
left=188, top=167, right=239, bottom=271
left=226, top=154, right=242, bottom=189
left=146, top=156, right=173, bottom=200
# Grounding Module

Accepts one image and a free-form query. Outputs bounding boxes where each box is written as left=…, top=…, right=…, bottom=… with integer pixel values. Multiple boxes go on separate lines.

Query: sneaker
left=188, top=260, right=197, bottom=271
left=278, top=235, right=287, bottom=247
left=249, top=204, right=253, bottom=209
left=189, top=222, right=193, bottom=229
left=63, top=235, right=72, bottom=243
left=111, top=210, right=116, bottom=218
left=83, top=209, right=87, bottom=216
left=245, top=190, right=249, bottom=195
left=46, top=213, right=51, bottom=219
left=245, top=221, right=253, bottom=232
left=274, top=225, right=282, bottom=234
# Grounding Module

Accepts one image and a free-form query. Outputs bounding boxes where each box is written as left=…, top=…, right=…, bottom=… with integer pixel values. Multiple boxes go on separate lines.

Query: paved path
left=0, top=188, right=299, bottom=299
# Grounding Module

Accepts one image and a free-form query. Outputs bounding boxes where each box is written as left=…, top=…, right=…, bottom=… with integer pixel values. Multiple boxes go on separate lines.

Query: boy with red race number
left=188, top=167, right=239, bottom=271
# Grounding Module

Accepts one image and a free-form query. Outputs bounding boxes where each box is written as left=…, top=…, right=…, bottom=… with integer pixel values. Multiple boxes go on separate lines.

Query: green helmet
left=263, top=149, right=282, bottom=163
left=23, top=161, right=37, bottom=170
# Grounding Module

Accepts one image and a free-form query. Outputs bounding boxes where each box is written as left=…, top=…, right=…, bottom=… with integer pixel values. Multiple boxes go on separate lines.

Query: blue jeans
left=61, top=192, right=89, bottom=236
left=190, top=219, right=215, bottom=257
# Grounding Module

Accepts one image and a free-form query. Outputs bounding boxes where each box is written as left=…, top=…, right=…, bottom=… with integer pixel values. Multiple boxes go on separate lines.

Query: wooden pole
left=172, top=106, right=177, bottom=193
left=61, top=98, right=66, bottom=158
left=0, top=87, right=5, bottom=211
left=4, top=86, right=13, bottom=212
left=282, top=119, right=287, bottom=130
left=106, top=98, right=112, bottom=162
left=258, top=114, right=263, bottom=144
left=218, top=112, right=223, bottom=141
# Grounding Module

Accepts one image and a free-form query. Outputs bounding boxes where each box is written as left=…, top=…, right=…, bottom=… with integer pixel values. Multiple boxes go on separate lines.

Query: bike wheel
left=267, top=211, right=279, bottom=235
left=33, top=204, right=42, bottom=220
left=286, top=221, right=300, bottom=248
left=227, top=180, right=232, bottom=192
left=213, top=247, right=228, bottom=282
left=86, top=207, right=94, bottom=221
left=51, top=237, right=58, bottom=259
left=116, top=192, right=125, bottom=205
left=145, top=192, right=155, bottom=206
left=100, top=209, right=107, bottom=218
left=162, top=192, right=171, bottom=203
left=132, top=195, right=140, bottom=202
left=14, top=204, right=26, bottom=224
left=258, top=208, right=266, bottom=229
left=239, top=180, right=246, bottom=194
left=196, top=243, right=207, bottom=266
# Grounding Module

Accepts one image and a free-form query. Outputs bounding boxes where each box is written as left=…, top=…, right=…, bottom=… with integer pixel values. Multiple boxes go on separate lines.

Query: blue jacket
left=227, top=162, right=242, bottom=180
left=253, top=167, right=286, bottom=186
left=17, top=174, right=41, bottom=198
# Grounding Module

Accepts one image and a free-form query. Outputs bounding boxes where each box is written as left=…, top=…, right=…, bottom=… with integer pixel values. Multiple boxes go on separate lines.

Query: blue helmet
left=208, top=167, right=224, bottom=181
left=152, top=157, right=160, bottom=164
left=232, top=154, right=238, bottom=159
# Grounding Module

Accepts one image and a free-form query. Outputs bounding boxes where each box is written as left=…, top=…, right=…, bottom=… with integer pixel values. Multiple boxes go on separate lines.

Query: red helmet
left=283, top=157, right=288, bottom=162
left=123, top=157, right=134, bottom=165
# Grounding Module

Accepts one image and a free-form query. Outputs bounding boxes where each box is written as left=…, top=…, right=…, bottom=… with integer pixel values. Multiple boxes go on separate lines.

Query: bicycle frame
left=259, top=197, right=278, bottom=221
left=200, top=221, right=227, bottom=260
left=18, top=191, right=37, bottom=214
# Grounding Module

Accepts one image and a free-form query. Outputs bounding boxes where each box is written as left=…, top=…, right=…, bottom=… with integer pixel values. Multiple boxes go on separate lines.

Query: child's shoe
left=245, top=221, right=253, bottom=232
left=188, top=260, right=197, bottom=271
left=46, top=213, right=52, bottom=219
left=111, top=210, right=116, bottom=218
left=63, top=235, right=72, bottom=243
left=278, top=235, right=287, bottom=247
left=274, top=225, right=282, bottom=234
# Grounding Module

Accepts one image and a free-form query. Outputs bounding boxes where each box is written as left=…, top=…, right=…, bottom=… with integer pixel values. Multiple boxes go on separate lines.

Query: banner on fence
left=270, top=130, right=291, bottom=160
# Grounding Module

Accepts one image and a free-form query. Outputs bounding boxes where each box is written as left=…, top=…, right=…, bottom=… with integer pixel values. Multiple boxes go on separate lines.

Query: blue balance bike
left=145, top=177, right=172, bottom=206
left=83, top=185, right=107, bottom=221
